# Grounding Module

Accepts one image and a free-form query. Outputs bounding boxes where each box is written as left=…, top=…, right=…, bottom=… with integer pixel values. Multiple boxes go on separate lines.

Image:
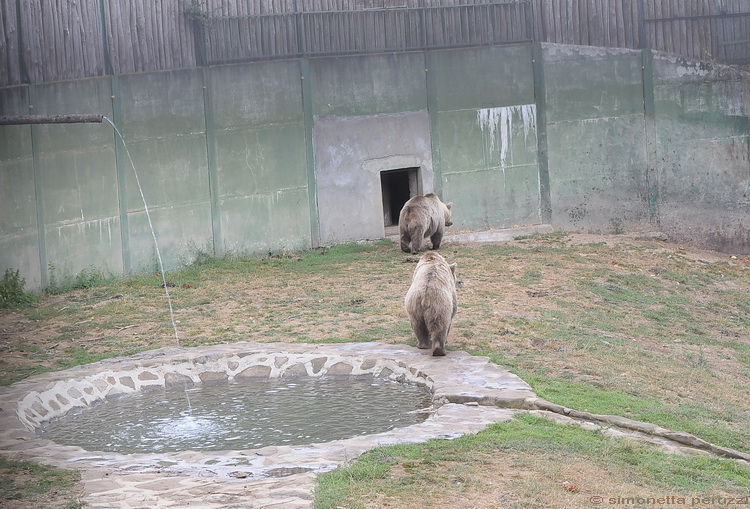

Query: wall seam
left=532, top=42, right=551, bottom=224
left=111, top=75, right=131, bottom=274
left=641, top=48, right=659, bottom=224
left=424, top=50, right=442, bottom=198
left=301, top=57, right=320, bottom=248
left=28, top=84, right=47, bottom=288
left=202, top=67, right=222, bottom=256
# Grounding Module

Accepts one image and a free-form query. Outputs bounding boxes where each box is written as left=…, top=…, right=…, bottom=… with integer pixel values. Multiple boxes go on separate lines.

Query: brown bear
left=404, top=251, right=457, bottom=356
left=398, top=193, right=453, bottom=254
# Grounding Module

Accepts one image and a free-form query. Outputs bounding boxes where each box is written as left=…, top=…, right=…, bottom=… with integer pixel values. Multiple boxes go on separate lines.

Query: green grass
left=473, top=347, right=750, bottom=452
left=47, top=265, right=112, bottom=295
left=0, top=457, right=82, bottom=508
left=313, top=414, right=750, bottom=508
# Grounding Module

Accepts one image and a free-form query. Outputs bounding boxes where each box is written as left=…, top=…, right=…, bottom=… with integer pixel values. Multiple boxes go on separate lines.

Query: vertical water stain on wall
left=477, top=104, right=537, bottom=169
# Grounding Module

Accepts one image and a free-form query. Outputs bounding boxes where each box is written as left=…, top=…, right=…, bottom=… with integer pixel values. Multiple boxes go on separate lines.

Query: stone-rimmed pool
left=0, top=342, right=535, bottom=507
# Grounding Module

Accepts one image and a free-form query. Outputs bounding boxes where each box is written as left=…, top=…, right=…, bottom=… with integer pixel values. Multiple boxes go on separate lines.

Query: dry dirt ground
left=0, top=232, right=739, bottom=378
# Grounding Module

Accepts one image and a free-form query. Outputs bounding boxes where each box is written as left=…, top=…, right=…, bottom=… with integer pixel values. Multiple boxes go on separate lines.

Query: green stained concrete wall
left=652, top=54, right=750, bottom=253
left=210, top=60, right=311, bottom=254
left=29, top=78, right=118, bottom=289
left=1, top=42, right=748, bottom=292
left=312, top=53, right=428, bottom=117
left=0, top=62, right=314, bottom=290
left=430, top=45, right=541, bottom=230
left=117, top=69, right=212, bottom=272
left=543, top=45, right=650, bottom=232
left=0, top=87, right=39, bottom=288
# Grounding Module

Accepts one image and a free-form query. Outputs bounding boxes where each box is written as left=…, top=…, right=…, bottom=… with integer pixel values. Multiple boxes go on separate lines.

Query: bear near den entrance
left=313, top=111, right=434, bottom=246
left=381, top=167, right=420, bottom=235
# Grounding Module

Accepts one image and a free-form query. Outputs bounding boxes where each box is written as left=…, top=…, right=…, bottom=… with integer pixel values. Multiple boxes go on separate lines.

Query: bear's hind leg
left=411, top=318, right=431, bottom=349
left=432, top=329, right=448, bottom=356
left=399, top=222, right=413, bottom=253
left=400, top=233, right=412, bottom=254
left=410, top=227, right=425, bottom=254
left=430, top=230, right=444, bottom=250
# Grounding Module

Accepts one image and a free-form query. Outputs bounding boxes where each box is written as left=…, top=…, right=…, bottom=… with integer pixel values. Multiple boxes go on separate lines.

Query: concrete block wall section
left=651, top=54, right=750, bottom=254
left=434, top=44, right=543, bottom=230
left=0, top=78, right=119, bottom=290
left=1, top=42, right=748, bottom=291
left=542, top=44, right=651, bottom=233
left=310, top=52, right=433, bottom=245
left=0, top=86, right=40, bottom=287
left=209, top=61, right=312, bottom=255
left=116, top=70, right=213, bottom=273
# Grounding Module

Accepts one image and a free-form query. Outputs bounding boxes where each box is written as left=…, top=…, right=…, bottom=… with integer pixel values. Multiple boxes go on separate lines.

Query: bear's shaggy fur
left=404, top=251, right=457, bottom=356
left=398, top=194, right=453, bottom=254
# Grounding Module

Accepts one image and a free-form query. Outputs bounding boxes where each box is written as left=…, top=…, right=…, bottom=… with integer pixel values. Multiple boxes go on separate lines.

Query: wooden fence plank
left=0, top=1, right=18, bottom=84
left=108, top=0, right=127, bottom=74
left=550, top=1, right=560, bottom=43
left=686, top=0, right=696, bottom=59
left=37, top=0, right=53, bottom=82
left=601, top=0, right=610, bottom=46
left=2, top=0, right=747, bottom=86
left=113, top=0, right=127, bottom=73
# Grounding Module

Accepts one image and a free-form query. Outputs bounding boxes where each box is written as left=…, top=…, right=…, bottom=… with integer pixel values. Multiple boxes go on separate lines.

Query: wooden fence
left=1, top=0, right=748, bottom=87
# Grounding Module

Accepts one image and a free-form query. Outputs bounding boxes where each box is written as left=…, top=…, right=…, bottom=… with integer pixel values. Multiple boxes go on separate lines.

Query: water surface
left=43, top=376, right=432, bottom=453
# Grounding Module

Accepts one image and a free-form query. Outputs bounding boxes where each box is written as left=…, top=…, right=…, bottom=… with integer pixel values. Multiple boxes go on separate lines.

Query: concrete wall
left=209, top=61, right=312, bottom=255
left=0, top=63, right=315, bottom=290
left=0, top=86, right=40, bottom=287
left=433, top=44, right=542, bottom=231
left=310, top=53, right=433, bottom=245
left=651, top=54, right=750, bottom=253
left=540, top=44, right=748, bottom=250
left=0, top=78, right=119, bottom=290
left=117, top=70, right=212, bottom=273
left=543, top=45, right=651, bottom=233
left=1, top=42, right=748, bottom=291
left=314, top=112, right=434, bottom=245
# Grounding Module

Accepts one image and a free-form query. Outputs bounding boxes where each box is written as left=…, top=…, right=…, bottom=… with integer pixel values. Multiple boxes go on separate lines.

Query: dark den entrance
left=380, top=167, right=419, bottom=227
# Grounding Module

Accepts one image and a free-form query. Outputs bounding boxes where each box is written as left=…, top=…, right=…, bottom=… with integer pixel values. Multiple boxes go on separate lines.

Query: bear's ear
left=449, top=263, right=457, bottom=276
left=446, top=202, right=453, bottom=209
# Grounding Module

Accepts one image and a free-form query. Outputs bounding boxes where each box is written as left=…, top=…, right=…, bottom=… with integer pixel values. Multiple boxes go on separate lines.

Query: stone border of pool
left=0, top=342, right=532, bottom=508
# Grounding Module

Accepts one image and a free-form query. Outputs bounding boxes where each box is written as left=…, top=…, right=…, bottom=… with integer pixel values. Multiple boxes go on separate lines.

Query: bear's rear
left=404, top=251, right=457, bottom=356
left=398, top=194, right=453, bottom=254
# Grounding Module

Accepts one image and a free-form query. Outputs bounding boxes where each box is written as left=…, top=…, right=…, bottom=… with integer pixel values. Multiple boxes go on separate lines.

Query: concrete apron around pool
left=0, top=342, right=533, bottom=508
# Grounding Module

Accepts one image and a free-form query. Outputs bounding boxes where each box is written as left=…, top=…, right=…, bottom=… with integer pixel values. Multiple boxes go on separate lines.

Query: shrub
left=0, top=268, right=35, bottom=309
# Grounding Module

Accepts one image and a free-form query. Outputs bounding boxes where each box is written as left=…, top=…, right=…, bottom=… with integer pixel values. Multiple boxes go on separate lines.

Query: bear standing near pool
left=404, top=251, right=457, bottom=356
left=398, top=194, right=453, bottom=254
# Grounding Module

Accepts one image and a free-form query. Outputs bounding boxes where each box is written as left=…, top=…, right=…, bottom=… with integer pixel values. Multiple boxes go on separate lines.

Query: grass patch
left=474, top=348, right=750, bottom=451
left=314, top=414, right=750, bottom=508
left=0, top=457, right=82, bottom=508
left=47, top=265, right=112, bottom=295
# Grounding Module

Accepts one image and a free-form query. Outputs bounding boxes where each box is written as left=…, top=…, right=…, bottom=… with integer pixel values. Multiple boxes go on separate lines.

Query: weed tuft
left=47, top=264, right=110, bottom=294
left=0, top=268, right=36, bottom=309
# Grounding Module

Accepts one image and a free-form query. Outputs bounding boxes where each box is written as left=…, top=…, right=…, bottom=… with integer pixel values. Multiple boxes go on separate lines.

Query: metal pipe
left=0, top=114, right=104, bottom=125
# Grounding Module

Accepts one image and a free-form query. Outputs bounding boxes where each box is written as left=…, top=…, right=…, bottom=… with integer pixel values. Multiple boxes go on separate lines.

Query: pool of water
left=42, top=376, right=432, bottom=453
